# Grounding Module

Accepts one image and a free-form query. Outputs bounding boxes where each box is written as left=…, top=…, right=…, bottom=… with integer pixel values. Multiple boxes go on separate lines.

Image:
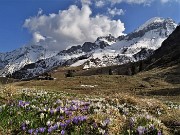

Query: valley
left=0, top=19, right=179, bottom=135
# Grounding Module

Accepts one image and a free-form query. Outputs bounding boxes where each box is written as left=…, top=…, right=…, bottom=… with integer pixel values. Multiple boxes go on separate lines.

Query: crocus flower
left=137, top=126, right=145, bottom=135
left=65, top=119, right=71, bottom=125
left=52, top=124, right=58, bottom=130
left=56, top=99, right=61, bottom=104
left=39, top=127, right=46, bottom=133
left=22, top=126, right=26, bottom=131
left=35, top=129, right=39, bottom=135
left=50, top=109, right=54, bottom=115
left=129, top=117, right=135, bottom=128
left=93, top=122, right=98, bottom=128
left=72, top=116, right=79, bottom=124
left=28, top=129, right=34, bottom=134
left=48, top=127, right=53, bottom=133
left=158, top=131, right=162, bottom=135
left=104, top=119, right=110, bottom=125
left=60, top=123, right=67, bottom=129
left=60, top=116, right=64, bottom=120
left=61, top=130, right=65, bottom=135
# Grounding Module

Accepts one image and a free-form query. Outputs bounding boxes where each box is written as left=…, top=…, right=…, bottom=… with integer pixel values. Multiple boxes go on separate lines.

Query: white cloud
left=32, top=32, right=45, bottom=43
left=24, top=5, right=125, bottom=51
left=81, top=0, right=91, bottom=5
left=109, top=0, right=180, bottom=5
left=108, top=8, right=125, bottom=17
left=92, top=0, right=154, bottom=7
left=160, top=0, right=180, bottom=3
left=160, top=0, right=169, bottom=3
left=95, top=1, right=105, bottom=7
left=108, top=0, right=154, bottom=6
left=37, top=8, right=43, bottom=16
left=79, top=0, right=179, bottom=7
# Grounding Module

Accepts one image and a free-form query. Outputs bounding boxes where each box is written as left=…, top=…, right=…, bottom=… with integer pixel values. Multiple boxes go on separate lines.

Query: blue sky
left=0, top=0, right=179, bottom=52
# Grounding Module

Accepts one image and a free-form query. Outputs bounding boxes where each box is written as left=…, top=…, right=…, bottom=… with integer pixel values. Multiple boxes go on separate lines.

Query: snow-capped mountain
left=0, top=45, right=58, bottom=76
left=0, top=17, right=177, bottom=79
left=71, top=17, right=177, bottom=68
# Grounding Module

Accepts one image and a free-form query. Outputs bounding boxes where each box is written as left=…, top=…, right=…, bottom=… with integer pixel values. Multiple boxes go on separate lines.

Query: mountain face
left=146, top=24, right=180, bottom=69
left=0, top=45, right=58, bottom=76
left=0, top=17, right=177, bottom=79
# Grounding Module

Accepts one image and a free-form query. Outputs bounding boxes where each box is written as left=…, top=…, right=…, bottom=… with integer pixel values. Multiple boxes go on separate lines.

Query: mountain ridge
left=0, top=17, right=177, bottom=79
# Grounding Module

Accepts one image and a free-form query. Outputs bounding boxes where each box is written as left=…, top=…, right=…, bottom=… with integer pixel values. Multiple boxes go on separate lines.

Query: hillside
left=146, top=25, right=180, bottom=69
left=75, top=25, right=180, bottom=83
left=2, top=62, right=179, bottom=134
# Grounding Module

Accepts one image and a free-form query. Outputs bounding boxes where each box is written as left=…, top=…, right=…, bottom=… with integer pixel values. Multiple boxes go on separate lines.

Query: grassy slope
left=7, top=64, right=179, bottom=103
left=0, top=64, right=180, bottom=134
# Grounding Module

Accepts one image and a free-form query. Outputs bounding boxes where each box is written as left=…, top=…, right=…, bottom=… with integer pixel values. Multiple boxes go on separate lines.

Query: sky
left=0, top=0, right=180, bottom=52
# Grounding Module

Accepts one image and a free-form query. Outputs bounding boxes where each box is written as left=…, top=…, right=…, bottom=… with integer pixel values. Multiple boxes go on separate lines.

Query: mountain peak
left=135, top=17, right=176, bottom=32
left=95, top=34, right=117, bottom=45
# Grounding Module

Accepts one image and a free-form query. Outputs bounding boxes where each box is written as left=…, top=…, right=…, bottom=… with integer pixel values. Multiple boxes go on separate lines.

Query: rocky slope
left=0, top=45, right=58, bottom=76
left=146, top=24, right=180, bottom=69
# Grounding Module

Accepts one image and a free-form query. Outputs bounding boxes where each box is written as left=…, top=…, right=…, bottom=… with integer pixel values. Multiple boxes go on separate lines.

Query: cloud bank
left=24, top=5, right=125, bottom=51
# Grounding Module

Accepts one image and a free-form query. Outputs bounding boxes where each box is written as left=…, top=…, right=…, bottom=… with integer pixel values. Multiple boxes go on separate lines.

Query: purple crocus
left=61, top=130, right=65, bottom=135
left=28, top=129, right=34, bottom=134
left=39, top=127, right=46, bottom=133
left=129, top=117, right=135, bottom=128
left=93, top=122, right=98, bottom=128
left=50, top=109, right=54, bottom=115
left=72, top=116, right=87, bottom=124
left=52, top=124, right=58, bottom=130
left=149, top=124, right=155, bottom=130
left=158, top=131, right=162, bottom=135
left=60, top=123, right=67, bottom=129
left=65, top=119, right=71, bottom=125
left=104, top=119, right=110, bottom=125
left=79, top=116, right=87, bottom=122
left=56, top=99, right=61, bottom=104
left=21, top=123, right=26, bottom=127
left=65, top=110, right=71, bottom=115
left=137, top=126, right=145, bottom=135
left=18, top=100, right=23, bottom=106
left=60, top=116, right=64, bottom=120
left=83, top=105, right=89, bottom=110
left=18, top=100, right=30, bottom=108
left=22, top=126, right=26, bottom=131
left=56, top=106, right=61, bottom=112
left=35, top=129, right=39, bottom=135
left=48, top=127, right=53, bottom=133
left=72, top=116, right=79, bottom=124
left=70, top=106, right=76, bottom=111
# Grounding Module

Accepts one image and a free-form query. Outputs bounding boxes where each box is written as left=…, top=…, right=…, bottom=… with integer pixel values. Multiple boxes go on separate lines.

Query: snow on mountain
left=80, top=17, right=177, bottom=69
left=0, top=45, right=59, bottom=76
left=0, top=17, right=177, bottom=79
left=135, top=17, right=165, bottom=32
left=95, top=34, right=117, bottom=45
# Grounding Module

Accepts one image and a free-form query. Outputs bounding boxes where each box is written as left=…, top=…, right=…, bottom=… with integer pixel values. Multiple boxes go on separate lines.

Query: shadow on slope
left=145, top=88, right=180, bottom=96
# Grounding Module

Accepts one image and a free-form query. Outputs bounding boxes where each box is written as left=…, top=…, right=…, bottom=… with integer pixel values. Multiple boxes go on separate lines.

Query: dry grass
left=8, top=65, right=179, bottom=102
left=1, top=65, right=179, bottom=134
